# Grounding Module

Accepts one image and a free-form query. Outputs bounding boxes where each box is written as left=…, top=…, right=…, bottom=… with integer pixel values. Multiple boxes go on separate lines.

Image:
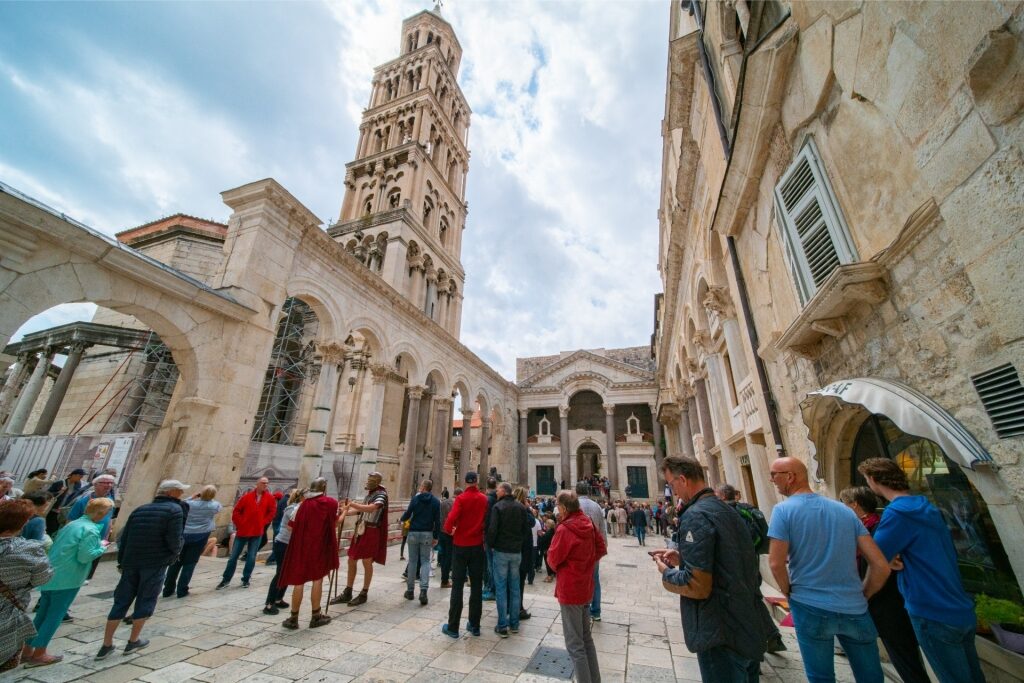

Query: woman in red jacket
left=547, top=490, right=607, bottom=683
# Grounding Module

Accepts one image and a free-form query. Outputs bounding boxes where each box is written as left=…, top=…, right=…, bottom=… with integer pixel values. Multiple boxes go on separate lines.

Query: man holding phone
left=650, top=456, right=774, bottom=682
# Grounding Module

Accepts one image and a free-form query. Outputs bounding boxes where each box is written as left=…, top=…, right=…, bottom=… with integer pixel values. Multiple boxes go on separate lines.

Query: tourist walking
left=859, top=458, right=984, bottom=683
left=767, top=457, right=890, bottom=683
left=21, top=470, right=53, bottom=496
left=513, top=488, right=535, bottom=620
left=839, top=486, right=930, bottom=683
left=263, top=488, right=303, bottom=615
left=278, top=478, right=339, bottom=630
left=487, top=482, right=530, bottom=637
left=538, top=518, right=556, bottom=581
left=96, top=480, right=187, bottom=659
left=164, top=485, right=222, bottom=598
left=68, top=473, right=116, bottom=582
left=217, top=476, right=276, bottom=589
left=23, top=498, right=112, bottom=667
left=614, top=503, right=627, bottom=537
left=652, top=457, right=775, bottom=682
left=441, top=471, right=488, bottom=638
left=401, top=479, right=440, bottom=606
left=0, top=499, right=53, bottom=671
left=631, top=502, right=648, bottom=546
left=332, top=471, right=389, bottom=607
left=575, top=481, right=607, bottom=622
left=482, top=477, right=498, bottom=601
left=547, top=490, right=606, bottom=683
left=438, top=487, right=459, bottom=588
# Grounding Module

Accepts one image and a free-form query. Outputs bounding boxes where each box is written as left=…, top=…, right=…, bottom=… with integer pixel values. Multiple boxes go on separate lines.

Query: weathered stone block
left=967, top=22, right=1024, bottom=126
left=782, top=18, right=835, bottom=137
left=921, top=111, right=997, bottom=200
left=832, top=13, right=862, bottom=96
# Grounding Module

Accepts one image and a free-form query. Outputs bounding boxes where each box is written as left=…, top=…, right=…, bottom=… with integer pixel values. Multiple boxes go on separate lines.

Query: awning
left=800, top=377, right=994, bottom=470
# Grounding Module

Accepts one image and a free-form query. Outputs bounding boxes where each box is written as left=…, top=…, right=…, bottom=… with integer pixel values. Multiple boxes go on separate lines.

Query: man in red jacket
left=441, top=471, right=488, bottom=638
left=217, top=477, right=277, bottom=589
left=548, top=490, right=607, bottom=683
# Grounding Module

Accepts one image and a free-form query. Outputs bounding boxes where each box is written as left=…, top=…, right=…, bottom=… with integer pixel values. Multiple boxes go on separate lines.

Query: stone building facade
left=655, top=0, right=1024, bottom=672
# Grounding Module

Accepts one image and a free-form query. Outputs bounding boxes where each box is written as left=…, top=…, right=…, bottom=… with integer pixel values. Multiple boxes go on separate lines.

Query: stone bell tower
left=330, top=7, right=470, bottom=339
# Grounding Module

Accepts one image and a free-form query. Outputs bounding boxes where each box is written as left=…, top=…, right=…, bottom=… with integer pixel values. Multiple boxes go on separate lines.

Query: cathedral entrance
left=576, top=442, right=601, bottom=480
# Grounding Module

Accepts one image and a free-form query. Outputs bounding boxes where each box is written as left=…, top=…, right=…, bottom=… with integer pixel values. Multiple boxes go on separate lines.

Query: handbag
left=0, top=576, right=26, bottom=671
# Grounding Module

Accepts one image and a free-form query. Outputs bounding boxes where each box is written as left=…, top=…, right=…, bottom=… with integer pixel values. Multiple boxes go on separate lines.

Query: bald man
left=767, top=457, right=890, bottom=683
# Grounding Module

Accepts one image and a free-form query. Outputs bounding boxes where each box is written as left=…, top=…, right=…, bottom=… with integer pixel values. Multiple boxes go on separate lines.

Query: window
left=363, top=196, right=373, bottom=216
left=774, top=139, right=857, bottom=303
left=537, top=465, right=556, bottom=495
left=423, top=198, right=433, bottom=227
left=439, top=217, right=448, bottom=245
left=626, top=466, right=650, bottom=498
left=388, top=189, right=401, bottom=209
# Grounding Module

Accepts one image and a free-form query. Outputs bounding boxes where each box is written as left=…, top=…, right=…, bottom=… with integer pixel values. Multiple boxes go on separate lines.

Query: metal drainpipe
left=686, top=0, right=788, bottom=455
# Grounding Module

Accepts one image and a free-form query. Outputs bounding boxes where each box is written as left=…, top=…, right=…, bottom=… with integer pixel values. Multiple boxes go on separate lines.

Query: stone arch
left=1, top=261, right=200, bottom=397
left=561, top=374, right=610, bottom=400
left=343, top=317, right=388, bottom=356
left=388, top=342, right=422, bottom=382
left=283, top=277, right=346, bottom=342
left=423, top=364, right=450, bottom=396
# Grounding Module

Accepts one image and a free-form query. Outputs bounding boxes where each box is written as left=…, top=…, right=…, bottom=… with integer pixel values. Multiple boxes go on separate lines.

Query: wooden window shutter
left=773, top=139, right=858, bottom=304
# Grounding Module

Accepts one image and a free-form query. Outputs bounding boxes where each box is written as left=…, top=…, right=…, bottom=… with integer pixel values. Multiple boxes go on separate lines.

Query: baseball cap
left=464, top=471, right=478, bottom=483
left=157, top=479, right=190, bottom=492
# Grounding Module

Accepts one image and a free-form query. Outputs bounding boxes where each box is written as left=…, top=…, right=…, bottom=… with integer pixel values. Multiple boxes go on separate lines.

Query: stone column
left=430, top=398, right=451, bottom=486
left=461, top=401, right=473, bottom=477
left=424, top=269, right=438, bottom=317
left=696, top=378, right=716, bottom=449
left=661, top=406, right=681, bottom=456
left=603, top=403, right=619, bottom=491
left=687, top=395, right=700, bottom=452
left=678, top=399, right=695, bottom=457
left=477, top=416, right=492, bottom=478
left=721, top=317, right=750, bottom=381
left=518, top=409, right=528, bottom=486
left=298, top=342, right=345, bottom=487
left=558, top=404, right=570, bottom=488
left=0, top=357, right=30, bottom=427
left=399, top=385, right=425, bottom=497
left=356, top=364, right=390, bottom=484
left=650, top=404, right=665, bottom=481
left=4, top=349, right=52, bottom=435
left=33, top=342, right=88, bottom=436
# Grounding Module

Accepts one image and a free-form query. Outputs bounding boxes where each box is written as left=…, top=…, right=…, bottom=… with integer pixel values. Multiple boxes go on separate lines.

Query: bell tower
left=330, top=7, right=470, bottom=339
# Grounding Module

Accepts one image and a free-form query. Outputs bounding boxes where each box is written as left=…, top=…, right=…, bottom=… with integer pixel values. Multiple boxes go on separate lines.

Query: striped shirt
left=361, top=488, right=388, bottom=527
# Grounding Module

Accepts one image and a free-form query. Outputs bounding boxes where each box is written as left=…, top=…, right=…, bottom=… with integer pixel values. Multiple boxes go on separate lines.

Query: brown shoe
left=310, top=611, right=332, bottom=628
left=348, top=590, right=368, bottom=607
left=440, top=581, right=451, bottom=588
left=329, top=586, right=353, bottom=605
left=282, top=613, right=299, bottom=630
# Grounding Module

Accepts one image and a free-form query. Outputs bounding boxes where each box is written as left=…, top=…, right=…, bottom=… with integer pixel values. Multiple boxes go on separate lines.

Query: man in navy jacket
left=96, top=480, right=187, bottom=659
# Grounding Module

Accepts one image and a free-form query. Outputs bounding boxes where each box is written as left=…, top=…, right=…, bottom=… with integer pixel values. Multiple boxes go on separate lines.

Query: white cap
left=157, top=479, right=190, bottom=493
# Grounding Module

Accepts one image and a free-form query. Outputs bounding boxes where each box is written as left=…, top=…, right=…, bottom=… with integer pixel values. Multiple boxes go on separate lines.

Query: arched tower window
left=363, top=196, right=374, bottom=216
left=439, top=217, right=449, bottom=246
left=423, top=198, right=433, bottom=228
left=388, top=188, right=401, bottom=209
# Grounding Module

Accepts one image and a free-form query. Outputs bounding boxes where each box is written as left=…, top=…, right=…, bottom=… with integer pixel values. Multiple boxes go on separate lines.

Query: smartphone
left=647, top=550, right=658, bottom=557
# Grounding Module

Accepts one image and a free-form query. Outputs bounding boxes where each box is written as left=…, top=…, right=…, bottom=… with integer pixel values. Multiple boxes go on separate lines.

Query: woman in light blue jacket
left=23, top=497, right=112, bottom=667
left=164, top=485, right=222, bottom=599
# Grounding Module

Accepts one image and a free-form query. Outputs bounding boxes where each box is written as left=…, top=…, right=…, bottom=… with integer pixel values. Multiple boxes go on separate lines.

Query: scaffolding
left=251, top=297, right=320, bottom=444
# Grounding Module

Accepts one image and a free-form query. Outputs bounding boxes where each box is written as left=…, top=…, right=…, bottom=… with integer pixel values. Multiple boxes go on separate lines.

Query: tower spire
left=329, top=8, right=470, bottom=339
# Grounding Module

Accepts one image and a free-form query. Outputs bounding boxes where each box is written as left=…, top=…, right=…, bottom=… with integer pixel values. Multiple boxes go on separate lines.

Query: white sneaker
left=83, top=580, right=90, bottom=585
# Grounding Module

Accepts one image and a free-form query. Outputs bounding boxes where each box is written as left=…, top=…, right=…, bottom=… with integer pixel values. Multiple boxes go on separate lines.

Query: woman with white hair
left=21, top=497, right=113, bottom=667
left=163, top=485, right=221, bottom=599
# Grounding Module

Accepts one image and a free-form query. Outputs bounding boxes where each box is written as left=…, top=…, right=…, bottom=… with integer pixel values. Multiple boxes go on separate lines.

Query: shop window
left=851, top=414, right=1022, bottom=602
left=774, top=139, right=858, bottom=304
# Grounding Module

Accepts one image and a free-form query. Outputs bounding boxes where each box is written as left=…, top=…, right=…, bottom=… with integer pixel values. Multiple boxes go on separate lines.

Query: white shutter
left=773, top=139, right=857, bottom=304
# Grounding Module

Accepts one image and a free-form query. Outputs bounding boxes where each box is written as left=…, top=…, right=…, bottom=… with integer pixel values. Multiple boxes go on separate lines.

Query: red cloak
left=278, top=494, right=340, bottom=586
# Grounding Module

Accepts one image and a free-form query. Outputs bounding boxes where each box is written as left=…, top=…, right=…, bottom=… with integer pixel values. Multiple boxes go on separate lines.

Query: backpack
left=733, top=502, right=770, bottom=554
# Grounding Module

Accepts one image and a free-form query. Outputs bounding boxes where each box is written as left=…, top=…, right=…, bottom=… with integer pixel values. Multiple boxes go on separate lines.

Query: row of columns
left=1, top=343, right=91, bottom=437
left=552, top=404, right=623, bottom=493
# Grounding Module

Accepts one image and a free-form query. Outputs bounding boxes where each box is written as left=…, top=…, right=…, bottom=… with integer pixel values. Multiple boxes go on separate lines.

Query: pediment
left=518, top=350, right=654, bottom=389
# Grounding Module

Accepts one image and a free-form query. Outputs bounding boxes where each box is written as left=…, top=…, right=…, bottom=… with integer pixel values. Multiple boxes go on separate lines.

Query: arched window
left=406, top=34, right=415, bottom=53
left=422, top=198, right=433, bottom=227
left=388, top=188, right=401, bottom=209
left=439, top=217, right=448, bottom=246
left=538, top=416, right=551, bottom=436
left=363, top=196, right=373, bottom=216
left=427, top=32, right=434, bottom=44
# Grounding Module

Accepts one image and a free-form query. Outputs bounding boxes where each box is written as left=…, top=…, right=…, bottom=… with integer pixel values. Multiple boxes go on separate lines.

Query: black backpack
left=733, top=502, right=770, bottom=554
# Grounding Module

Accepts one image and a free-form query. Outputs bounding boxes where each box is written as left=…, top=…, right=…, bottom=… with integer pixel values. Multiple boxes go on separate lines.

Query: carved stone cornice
left=407, top=385, right=426, bottom=400
left=602, top=403, right=616, bottom=415
left=315, top=340, right=347, bottom=365
left=660, top=403, right=681, bottom=426
left=702, top=286, right=734, bottom=318
left=558, top=404, right=570, bottom=419
left=369, top=363, right=390, bottom=384
left=435, top=397, right=452, bottom=410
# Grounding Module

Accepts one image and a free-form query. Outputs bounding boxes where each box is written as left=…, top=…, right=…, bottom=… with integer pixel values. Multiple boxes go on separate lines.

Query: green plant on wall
left=975, top=594, right=1024, bottom=630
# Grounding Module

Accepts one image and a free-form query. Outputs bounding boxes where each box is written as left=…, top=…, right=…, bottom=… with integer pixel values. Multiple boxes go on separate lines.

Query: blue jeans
left=788, top=598, right=883, bottom=683
left=588, top=563, right=601, bottom=618
left=696, top=645, right=759, bottom=683
left=635, top=526, right=646, bottom=545
left=29, top=588, right=80, bottom=648
left=164, top=532, right=207, bottom=597
left=406, top=531, right=434, bottom=592
left=492, top=550, right=522, bottom=630
left=909, top=615, right=985, bottom=683
left=109, top=566, right=167, bottom=620
left=222, top=535, right=261, bottom=584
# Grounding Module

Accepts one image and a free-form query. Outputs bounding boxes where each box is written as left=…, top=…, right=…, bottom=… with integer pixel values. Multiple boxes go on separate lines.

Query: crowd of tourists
left=0, top=452, right=988, bottom=682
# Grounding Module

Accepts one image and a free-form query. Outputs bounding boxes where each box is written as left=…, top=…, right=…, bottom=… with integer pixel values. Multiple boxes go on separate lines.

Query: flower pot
left=990, top=623, right=1024, bottom=655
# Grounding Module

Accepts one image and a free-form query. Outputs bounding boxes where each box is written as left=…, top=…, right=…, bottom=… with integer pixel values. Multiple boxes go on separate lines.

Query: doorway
left=576, top=442, right=601, bottom=480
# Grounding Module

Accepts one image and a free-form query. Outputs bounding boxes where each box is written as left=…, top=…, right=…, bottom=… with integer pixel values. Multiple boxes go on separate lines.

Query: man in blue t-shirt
left=767, top=457, right=890, bottom=683
left=859, top=457, right=983, bottom=683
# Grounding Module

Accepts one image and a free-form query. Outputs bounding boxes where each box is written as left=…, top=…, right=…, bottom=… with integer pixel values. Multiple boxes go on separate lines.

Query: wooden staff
left=326, top=498, right=350, bottom=612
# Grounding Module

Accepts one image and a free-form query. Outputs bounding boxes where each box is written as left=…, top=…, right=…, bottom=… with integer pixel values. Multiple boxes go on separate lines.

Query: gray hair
left=498, top=482, right=513, bottom=495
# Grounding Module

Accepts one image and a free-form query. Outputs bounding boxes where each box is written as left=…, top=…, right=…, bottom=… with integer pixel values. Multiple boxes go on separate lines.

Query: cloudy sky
left=1, top=0, right=668, bottom=380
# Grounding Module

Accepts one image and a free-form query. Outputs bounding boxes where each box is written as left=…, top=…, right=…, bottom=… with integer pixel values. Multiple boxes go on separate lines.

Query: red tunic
left=278, top=494, right=340, bottom=586
left=347, top=486, right=389, bottom=565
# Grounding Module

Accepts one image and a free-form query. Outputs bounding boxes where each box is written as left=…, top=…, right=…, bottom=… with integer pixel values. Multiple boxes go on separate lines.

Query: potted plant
left=976, top=594, right=1024, bottom=655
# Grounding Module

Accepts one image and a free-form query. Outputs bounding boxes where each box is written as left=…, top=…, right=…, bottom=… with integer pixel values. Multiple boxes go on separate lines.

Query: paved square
left=8, top=535, right=860, bottom=682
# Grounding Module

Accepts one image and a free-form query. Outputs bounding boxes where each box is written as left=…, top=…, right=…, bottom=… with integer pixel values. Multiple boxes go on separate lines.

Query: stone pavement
left=8, top=534, right=863, bottom=683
